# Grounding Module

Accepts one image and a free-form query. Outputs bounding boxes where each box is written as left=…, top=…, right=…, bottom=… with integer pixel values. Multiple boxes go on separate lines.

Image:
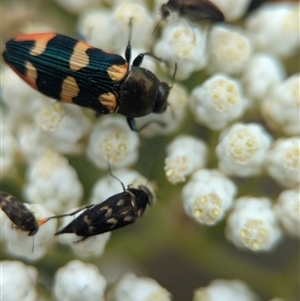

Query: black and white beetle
left=2, top=20, right=173, bottom=131
left=0, top=192, right=39, bottom=236
left=45, top=175, right=154, bottom=241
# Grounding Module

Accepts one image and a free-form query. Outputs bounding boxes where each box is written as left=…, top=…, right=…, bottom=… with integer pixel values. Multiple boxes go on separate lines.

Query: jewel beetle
left=0, top=191, right=39, bottom=236
left=45, top=178, right=154, bottom=242
left=2, top=23, right=172, bottom=131
left=158, top=0, right=224, bottom=26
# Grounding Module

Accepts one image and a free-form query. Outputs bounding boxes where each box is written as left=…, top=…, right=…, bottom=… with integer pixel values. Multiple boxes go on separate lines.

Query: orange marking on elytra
left=70, top=41, right=91, bottom=71
left=107, top=63, right=128, bottom=82
left=98, top=92, right=117, bottom=113
left=61, top=76, right=80, bottom=103
left=14, top=33, right=56, bottom=56
left=24, top=61, right=38, bottom=89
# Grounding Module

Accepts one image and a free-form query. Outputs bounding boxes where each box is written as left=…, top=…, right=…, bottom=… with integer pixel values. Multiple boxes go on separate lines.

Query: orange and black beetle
left=2, top=30, right=171, bottom=131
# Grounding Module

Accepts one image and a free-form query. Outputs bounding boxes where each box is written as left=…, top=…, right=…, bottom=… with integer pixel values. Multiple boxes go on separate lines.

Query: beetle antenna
left=125, top=17, right=134, bottom=63
left=128, top=17, right=133, bottom=45
left=170, top=62, right=177, bottom=89
left=32, top=236, right=35, bottom=253
left=166, top=62, right=177, bottom=119
left=107, top=160, right=126, bottom=192
left=153, top=19, right=163, bottom=34
left=144, top=162, right=154, bottom=186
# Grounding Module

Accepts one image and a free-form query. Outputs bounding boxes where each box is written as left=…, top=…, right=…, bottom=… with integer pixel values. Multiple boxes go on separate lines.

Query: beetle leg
left=127, top=116, right=166, bottom=132
left=132, top=52, right=167, bottom=67
left=127, top=117, right=137, bottom=131
left=39, top=204, right=94, bottom=225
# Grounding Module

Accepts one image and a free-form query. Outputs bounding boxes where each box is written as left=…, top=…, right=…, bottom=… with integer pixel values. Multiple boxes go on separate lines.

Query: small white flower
left=182, top=169, right=237, bottom=225
left=0, top=116, right=20, bottom=179
left=216, top=123, right=273, bottom=177
left=21, top=23, right=55, bottom=34
left=193, top=278, right=259, bottom=301
left=164, top=135, right=208, bottom=184
left=54, top=0, right=102, bottom=14
left=211, top=0, right=251, bottom=21
left=242, top=53, right=286, bottom=107
left=154, top=21, right=207, bottom=80
left=246, top=3, right=300, bottom=57
left=35, top=102, right=66, bottom=132
left=90, top=168, right=155, bottom=205
left=190, top=75, right=247, bottom=130
left=77, top=9, right=114, bottom=50
left=2, top=204, right=57, bottom=261
left=106, top=272, right=172, bottom=301
left=136, top=83, right=188, bottom=137
left=274, top=187, right=300, bottom=238
left=38, top=105, right=92, bottom=155
left=0, top=260, right=38, bottom=301
left=226, top=196, right=283, bottom=252
left=265, top=137, right=300, bottom=187
left=17, top=123, right=48, bottom=164
left=87, top=116, right=140, bottom=169
left=53, top=260, right=107, bottom=301
left=207, top=25, right=252, bottom=75
left=111, top=2, right=154, bottom=52
left=24, top=150, right=83, bottom=213
left=2, top=67, right=50, bottom=122
left=261, top=73, right=300, bottom=136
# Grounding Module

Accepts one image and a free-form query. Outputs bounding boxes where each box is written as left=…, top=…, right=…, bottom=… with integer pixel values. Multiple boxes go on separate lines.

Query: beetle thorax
left=118, top=66, right=160, bottom=118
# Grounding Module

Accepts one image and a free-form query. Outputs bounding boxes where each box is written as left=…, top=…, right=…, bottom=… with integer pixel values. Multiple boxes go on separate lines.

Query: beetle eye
left=153, top=82, right=170, bottom=114
left=161, top=4, right=170, bottom=19
left=28, top=226, right=38, bottom=236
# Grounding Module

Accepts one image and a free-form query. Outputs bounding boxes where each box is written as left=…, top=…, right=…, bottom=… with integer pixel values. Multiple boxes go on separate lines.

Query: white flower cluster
left=226, top=197, right=283, bottom=251
left=182, top=169, right=237, bottom=225
left=242, top=53, right=286, bottom=107
left=54, top=260, right=107, bottom=301
left=106, top=272, right=172, bottom=301
left=265, top=137, right=300, bottom=187
left=154, top=22, right=207, bottom=80
left=87, top=117, right=140, bottom=169
left=35, top=103, right=66, bottom=132
left=164, top=135, right=208, bottom=184
left=216, top=123, right=273, bottom=177
left=54, top=0, right=104, bottom=14
left=206, top=25, right=252, bottom=75
left=274, top=187, right=300, bottom=238
left=193, top=278, right=259, bottom=301
left=1, top=0, right=299, bottom=299
left=1, top=115, right=20, bottom=179
left=190, top=74, right=247, bottom=130
left=23, top=150, right=83, bottom=214
left=0, top=261, right=39, bottom=301
left=2, top=260, right=171, bottom=301
left=246, top=3, right=300, bottom=57
left=261, top=73, right=300, bottom=136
